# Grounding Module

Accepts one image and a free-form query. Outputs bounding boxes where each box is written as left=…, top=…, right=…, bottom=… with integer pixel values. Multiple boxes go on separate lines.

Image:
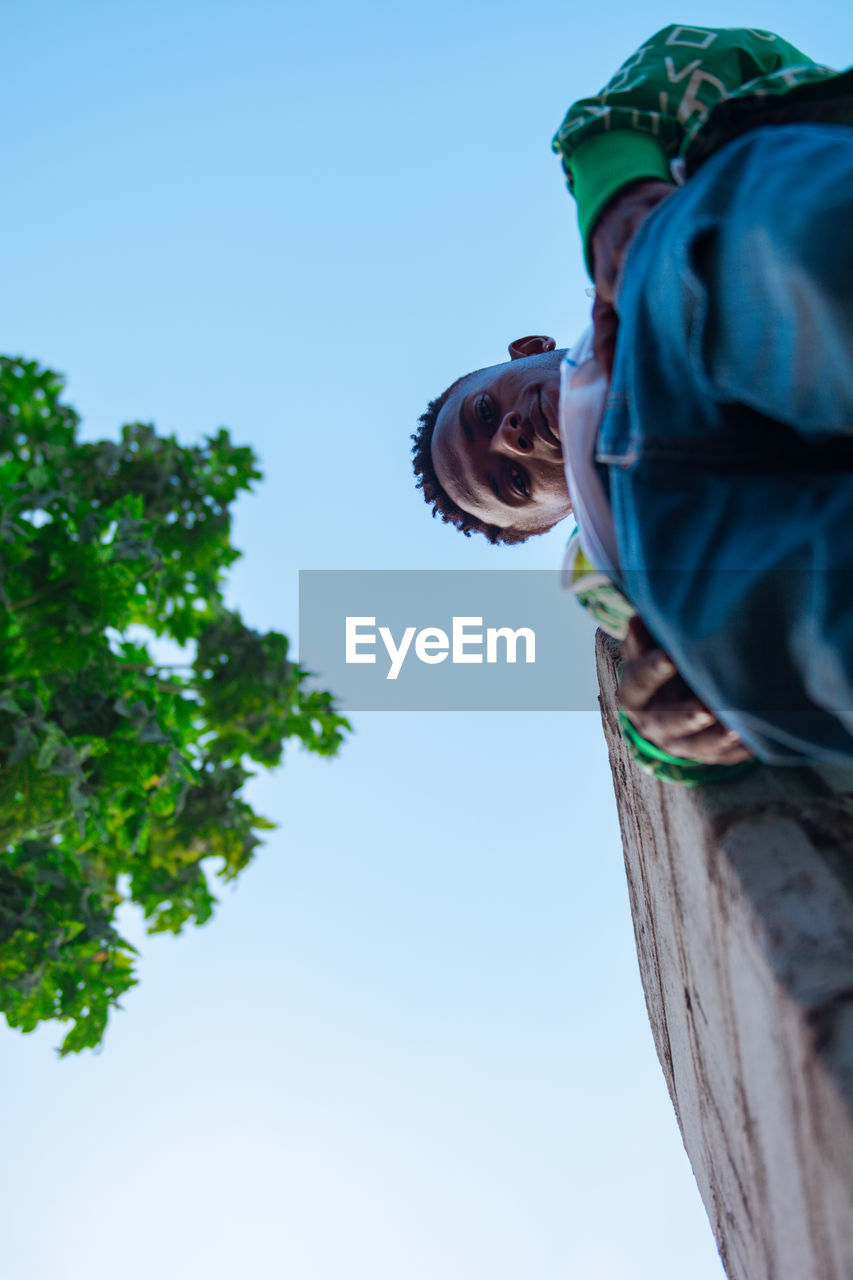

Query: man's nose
left=491, top=412, right=533, bottom=456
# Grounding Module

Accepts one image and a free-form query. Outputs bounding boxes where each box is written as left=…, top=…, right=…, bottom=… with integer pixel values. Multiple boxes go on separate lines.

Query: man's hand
left=618, top=617, right=753, bottom=766
left=590, top=180, right=675, bottom=378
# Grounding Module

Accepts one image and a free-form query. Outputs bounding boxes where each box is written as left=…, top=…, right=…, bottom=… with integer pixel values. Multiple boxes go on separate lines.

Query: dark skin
left=620, top=617, right=752, bottom=765
left=430, top=340, right=572, bottom=537
left=429, top=331, right=753, bottom=766
left=589, top=178, right=677, bottom=378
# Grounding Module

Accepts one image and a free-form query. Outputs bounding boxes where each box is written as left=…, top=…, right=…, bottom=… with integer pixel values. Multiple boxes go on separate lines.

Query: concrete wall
left=595, top=632, right=853, bottom=1280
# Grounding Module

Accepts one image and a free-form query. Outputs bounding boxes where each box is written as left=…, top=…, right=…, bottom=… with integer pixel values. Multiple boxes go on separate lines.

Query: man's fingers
left=623, top=696, right=716, bottom=740
left=617, top=648, right=680, bottom=710
left=616, top=614, right=754, bottom=766
left=622, top=697, right=754, bottom=764
left=662, top=723, right=754, bottom=765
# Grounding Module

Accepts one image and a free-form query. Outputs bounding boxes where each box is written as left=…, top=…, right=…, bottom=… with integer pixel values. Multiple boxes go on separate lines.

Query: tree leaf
left=0, top=356, right=350, bottom=1055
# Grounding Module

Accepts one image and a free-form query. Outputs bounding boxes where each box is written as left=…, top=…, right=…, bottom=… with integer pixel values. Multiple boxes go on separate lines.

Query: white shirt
left=558, top=325, right=621, bottom=576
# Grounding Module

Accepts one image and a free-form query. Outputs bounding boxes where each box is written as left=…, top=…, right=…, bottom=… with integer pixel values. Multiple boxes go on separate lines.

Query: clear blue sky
left=1, top=3, right=850, bottom=1277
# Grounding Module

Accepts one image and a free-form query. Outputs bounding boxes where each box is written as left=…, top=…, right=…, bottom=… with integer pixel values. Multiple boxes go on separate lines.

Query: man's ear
left=508, top=335, right=557, bottom=360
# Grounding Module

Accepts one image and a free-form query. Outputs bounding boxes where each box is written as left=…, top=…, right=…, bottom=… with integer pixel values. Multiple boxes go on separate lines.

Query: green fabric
left=552, top=23, right=846, bottom=274
left=563, top=534, right=636, bottom=641
left=570, top=133, right=672, bottom=275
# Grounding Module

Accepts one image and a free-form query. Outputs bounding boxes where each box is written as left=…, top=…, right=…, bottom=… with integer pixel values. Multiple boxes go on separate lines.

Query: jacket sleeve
left=551, top=24, right=818, bottom=271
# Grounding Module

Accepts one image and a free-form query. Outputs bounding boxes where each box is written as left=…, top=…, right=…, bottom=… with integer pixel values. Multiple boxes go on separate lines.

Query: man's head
left=412, top=335, right=571, bottom=545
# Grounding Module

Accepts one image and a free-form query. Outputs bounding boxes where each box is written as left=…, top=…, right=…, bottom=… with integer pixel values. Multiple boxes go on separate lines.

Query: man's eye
left=510, top=467, right=529, bottom=497
left=475, top=395, right=494, bottom=424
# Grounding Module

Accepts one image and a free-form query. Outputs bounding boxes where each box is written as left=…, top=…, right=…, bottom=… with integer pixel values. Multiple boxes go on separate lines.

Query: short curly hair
left=411, top=374, right=536, bottom=546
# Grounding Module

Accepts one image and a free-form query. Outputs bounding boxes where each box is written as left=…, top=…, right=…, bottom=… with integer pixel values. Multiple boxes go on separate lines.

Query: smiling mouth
left=534, top=387, right=561, bottom=448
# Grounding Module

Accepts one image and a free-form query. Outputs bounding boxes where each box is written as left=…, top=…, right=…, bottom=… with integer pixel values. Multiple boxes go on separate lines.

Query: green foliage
left=0, top=357, right=350, bottom=1054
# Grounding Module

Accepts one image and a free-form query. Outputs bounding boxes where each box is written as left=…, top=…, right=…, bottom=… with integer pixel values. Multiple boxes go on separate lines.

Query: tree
left=0, top=357, right=350, bottom=1054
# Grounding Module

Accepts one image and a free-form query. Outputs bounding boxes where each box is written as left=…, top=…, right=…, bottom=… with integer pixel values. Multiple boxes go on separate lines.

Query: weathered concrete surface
left=596, top=632, right=853, bottom=1280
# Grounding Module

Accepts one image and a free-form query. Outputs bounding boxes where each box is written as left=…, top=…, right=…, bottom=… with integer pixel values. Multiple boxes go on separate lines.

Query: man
left=413, top=26, right=853, bottom=771
left=413, top=330, right=756, bottom=781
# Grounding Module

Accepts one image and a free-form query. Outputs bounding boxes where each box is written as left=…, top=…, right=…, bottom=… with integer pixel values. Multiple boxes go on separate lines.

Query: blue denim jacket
left=596, top=124, right=853, bottom=764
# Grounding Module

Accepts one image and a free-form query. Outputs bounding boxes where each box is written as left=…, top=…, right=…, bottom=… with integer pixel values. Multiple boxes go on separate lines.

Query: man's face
left=431, top=349, right=571, bottom=537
